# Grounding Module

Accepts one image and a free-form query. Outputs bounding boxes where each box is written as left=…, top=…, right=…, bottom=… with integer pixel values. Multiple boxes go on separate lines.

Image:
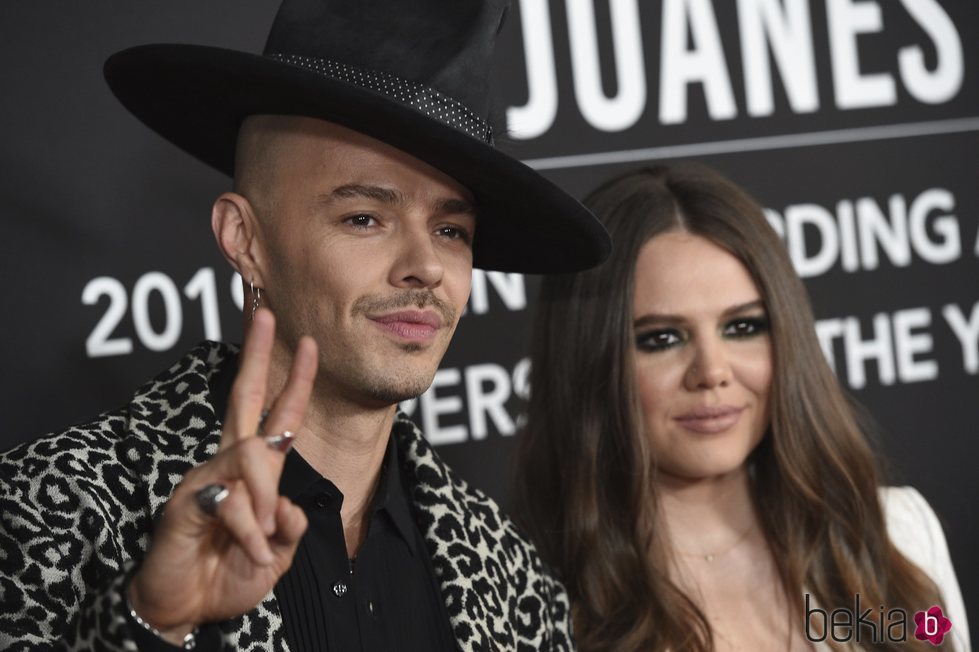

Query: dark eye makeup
left=634, top=314, right=769, bottom=352
left=635, top=328, right=683, bottom=352
left=722, top=315, right=770, bottom=338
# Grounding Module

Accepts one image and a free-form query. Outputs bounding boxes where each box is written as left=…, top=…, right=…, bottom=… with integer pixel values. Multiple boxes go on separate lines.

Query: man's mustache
left=352, top=291, right=456, bottom=326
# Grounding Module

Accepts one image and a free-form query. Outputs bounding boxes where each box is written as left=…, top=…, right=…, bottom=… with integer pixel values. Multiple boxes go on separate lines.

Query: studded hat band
left=268, top=53, right=494, bottom=145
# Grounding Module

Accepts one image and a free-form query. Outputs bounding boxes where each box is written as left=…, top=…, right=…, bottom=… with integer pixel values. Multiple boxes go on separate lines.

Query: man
left=0, top=1, right=609, bottom=651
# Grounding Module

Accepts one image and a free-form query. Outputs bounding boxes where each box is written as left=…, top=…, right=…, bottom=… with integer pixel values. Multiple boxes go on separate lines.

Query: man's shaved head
left=233, top=114, right=301, bottom=221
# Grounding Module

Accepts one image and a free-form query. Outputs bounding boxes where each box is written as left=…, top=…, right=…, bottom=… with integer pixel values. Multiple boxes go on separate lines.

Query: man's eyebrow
left=434, top=197, right=477, bottom=217
left=318, top=184, right=476, bottom=217
left=324, top=184, right=405, bottom=205
left=633, top=300, right=766, bottom=328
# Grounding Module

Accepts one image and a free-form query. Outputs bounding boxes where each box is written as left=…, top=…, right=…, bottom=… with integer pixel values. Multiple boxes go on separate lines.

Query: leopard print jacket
left=0, top=342, right=573, bottom=651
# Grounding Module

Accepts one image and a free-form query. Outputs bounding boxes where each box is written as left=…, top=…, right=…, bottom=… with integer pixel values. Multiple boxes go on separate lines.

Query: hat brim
left=104, top=44, right=610, bottom=273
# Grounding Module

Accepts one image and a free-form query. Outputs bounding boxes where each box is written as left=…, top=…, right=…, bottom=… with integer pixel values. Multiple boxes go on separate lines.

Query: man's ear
left=211, top=192, right=266, bottom=286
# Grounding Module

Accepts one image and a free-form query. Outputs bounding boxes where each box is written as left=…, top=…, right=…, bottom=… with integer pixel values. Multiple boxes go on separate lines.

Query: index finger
left=221, top=307, right=275, bottom=447
left=243, top=334, right=317, bottom=532
left=260, top=335, right=318, bottom=443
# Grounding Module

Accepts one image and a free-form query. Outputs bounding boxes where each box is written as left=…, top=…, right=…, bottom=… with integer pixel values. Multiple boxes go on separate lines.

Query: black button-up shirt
left=129, top=358, right=457, bottom=651
left=274, top=438, right=457, bottom=651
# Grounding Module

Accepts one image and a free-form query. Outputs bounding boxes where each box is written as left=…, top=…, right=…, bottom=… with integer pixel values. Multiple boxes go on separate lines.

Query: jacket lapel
left=394, top=415, right=507, bottom=649
left=125, top=342, right=227, bottom=520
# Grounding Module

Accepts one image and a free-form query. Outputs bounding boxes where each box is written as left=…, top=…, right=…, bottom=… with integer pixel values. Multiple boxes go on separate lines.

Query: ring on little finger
left=264, top=431, right=296, bottom=453
left=195, top=483, right=230, bottom=517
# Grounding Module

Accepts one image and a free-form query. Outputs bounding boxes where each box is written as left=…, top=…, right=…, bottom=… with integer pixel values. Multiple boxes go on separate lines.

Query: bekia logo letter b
left=914, top=605, right=953, bottom=646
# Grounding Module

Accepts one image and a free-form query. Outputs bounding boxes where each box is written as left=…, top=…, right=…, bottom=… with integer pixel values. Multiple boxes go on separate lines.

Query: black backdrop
left=1, top=1, right=975, bottom=644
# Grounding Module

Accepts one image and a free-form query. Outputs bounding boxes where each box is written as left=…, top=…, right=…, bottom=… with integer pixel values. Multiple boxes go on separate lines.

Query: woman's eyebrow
left=722, top=299, right=766, bottom=317
left=633, top=313, right=685, bottom=328
left=633, top=300, right=765, bottom=328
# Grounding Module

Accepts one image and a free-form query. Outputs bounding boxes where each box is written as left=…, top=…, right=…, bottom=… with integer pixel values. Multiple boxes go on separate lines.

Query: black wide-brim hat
left=104, top=0, right=610, bottom=273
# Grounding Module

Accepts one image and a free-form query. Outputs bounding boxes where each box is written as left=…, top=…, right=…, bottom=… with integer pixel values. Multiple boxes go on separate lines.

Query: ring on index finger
left=264, top=431, right=296, bottom=453
left=195, top=483, right=230, bottom=517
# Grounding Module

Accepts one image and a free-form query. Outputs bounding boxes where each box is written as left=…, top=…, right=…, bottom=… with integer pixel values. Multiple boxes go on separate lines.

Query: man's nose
left=389, top=225, right=444, bottom=289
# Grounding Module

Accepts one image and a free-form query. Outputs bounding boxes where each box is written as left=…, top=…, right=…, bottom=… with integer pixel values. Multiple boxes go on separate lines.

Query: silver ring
left=257, top=409, right=271, bottom=436
left=195, top=483, right=230, bottom=518
left=264, top=430, right=296, bottom=453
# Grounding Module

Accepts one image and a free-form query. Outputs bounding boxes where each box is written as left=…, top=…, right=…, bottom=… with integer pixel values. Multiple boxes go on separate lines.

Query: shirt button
left=367, top=600, right=376, bottom=617
left=333, top=581, right=348, bottom=598
left=314, top=493, right=330, bottom=508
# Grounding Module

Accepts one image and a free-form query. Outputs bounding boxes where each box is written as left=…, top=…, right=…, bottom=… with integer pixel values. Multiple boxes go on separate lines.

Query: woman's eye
left=636, top=329, right=682, bottom=352
left=723, top=317, right=770, bottom=338
left=345, top=214, right=377, bottom=228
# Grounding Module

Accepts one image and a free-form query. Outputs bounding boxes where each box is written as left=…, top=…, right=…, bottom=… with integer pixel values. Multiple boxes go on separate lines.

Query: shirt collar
left=207, top=350, right=419, bottom=556
left=376, top=430, right=420, bottom=557
left=277, top=435, right=420, bottom=557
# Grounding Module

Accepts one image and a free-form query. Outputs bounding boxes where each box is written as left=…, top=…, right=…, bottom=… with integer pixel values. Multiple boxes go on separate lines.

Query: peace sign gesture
left=126, top=308, right=317, bottom=645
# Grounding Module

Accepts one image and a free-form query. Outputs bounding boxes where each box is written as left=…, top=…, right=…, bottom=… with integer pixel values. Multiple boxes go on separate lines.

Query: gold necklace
left=674, top=522, right=756, bottom=562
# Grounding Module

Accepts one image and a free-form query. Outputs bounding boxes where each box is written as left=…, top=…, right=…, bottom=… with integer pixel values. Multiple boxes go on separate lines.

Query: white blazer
left=882, top=486, right=971, bottom=652
left=810, top=487, right=970, bottom=651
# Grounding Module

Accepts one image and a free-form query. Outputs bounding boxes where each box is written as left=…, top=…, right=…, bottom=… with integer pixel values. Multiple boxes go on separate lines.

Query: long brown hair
left=514, top=164, right=944, bottom=651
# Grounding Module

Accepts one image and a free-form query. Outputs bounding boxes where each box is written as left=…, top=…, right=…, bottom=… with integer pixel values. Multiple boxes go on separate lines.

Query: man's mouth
left=368, top=310, right=442, bottom=342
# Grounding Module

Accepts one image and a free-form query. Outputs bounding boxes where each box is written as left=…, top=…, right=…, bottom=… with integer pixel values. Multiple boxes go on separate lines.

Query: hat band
left=268, top=53, right=494, bottom=145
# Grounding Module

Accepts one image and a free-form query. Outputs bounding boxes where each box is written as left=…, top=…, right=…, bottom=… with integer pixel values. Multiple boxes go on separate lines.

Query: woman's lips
left=369, top=310, right=442, bottom=342
left=674, top=405, right=745, bottom=434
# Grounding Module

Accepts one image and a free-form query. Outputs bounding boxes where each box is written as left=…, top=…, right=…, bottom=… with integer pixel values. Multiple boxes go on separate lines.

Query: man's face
left=247, top=117, right=475, bottom=407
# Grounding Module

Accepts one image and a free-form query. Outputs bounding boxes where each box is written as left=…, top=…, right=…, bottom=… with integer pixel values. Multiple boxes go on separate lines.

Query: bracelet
left=127, top=599, right=198, bottom=650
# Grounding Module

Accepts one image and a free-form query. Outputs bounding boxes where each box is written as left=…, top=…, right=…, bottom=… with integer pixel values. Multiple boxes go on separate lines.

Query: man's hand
left=126, top=308, right=316, bottom=643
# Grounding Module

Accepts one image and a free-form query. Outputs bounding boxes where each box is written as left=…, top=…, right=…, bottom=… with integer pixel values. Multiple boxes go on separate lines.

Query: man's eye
left=723, top=317, right=770, bottom=338
left=437, top=226, right=472, bottom=244
left=345, top=214, right=377, bottom=228
left=635, top=329, right=682, bottom=352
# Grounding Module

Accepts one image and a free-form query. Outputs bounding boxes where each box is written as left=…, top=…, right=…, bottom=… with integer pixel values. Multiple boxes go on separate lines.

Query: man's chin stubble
left=362, top=378, right=431, bottom=404
left=357, top=355, right=439, bottom=404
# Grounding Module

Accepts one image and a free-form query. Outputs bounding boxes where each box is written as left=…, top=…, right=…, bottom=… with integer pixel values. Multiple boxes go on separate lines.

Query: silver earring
left=249, top=278, right=262, bottom=322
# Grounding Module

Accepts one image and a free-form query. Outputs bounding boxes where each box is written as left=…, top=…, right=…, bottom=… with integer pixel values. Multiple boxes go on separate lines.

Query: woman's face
left=632, top=231, right=773, bottom=483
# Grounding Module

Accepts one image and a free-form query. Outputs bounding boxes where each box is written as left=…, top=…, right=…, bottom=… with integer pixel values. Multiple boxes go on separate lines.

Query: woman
left=514, top=164, right=969, bottom=651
